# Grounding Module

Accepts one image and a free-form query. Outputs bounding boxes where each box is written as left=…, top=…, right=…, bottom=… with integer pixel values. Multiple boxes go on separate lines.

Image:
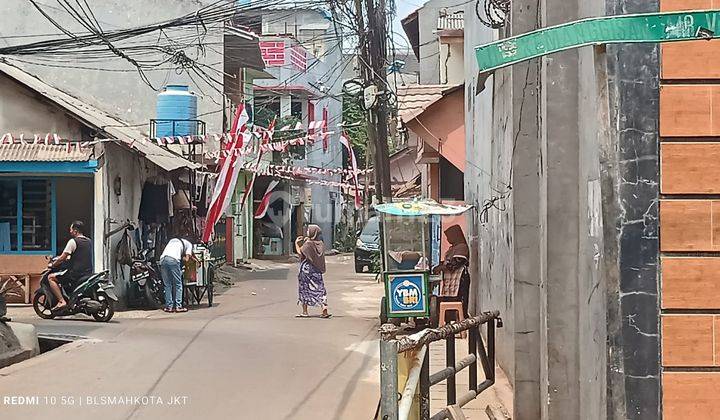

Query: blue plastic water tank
left=155, top=85, right=198, bottom=137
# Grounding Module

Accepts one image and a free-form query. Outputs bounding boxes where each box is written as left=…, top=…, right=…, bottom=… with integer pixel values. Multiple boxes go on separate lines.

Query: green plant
left=342, top=92, right=368, bottom=168
left=369, top=252, right=382, bottom=273
left=333, top=219, right=357, bottom=252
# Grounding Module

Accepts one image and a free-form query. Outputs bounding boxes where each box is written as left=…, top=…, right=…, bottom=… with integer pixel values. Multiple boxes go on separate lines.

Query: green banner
left=475, top=10, right=720, bottom=73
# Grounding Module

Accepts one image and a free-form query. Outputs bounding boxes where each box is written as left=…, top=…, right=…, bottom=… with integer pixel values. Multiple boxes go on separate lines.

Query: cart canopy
left=374, top=199, right=472, bottom=216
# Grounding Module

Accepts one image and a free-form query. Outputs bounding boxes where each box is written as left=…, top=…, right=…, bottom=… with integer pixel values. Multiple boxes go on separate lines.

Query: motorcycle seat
left=77, top=274, right=94, bottom=284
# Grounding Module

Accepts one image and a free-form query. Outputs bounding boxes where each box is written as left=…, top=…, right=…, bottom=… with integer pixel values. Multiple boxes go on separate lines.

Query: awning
left=224, top=26, right=266, bottom=74
left=397, top=84, right=463, bottom=123
left=374, top=199, right=472, bottom=216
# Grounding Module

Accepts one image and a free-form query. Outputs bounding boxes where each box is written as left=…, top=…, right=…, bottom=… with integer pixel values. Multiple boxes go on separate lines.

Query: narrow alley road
left=0, top=255, right=383, bottom=420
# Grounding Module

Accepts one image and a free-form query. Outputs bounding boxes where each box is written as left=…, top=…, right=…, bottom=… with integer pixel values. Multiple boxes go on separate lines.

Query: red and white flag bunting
left=202, top=103, right=250, bottom=243
left=340, top=133, right=362, bottom=210
left=251, top=166, right=358, bottom=189
left=0, top=133, right=73, bottom=146
left=234, top=117, right=275, bottom=218
left=254, top=180, right=280, bottom=219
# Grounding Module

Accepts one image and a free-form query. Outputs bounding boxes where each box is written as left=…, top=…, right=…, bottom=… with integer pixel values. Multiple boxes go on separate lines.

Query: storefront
left=0, top=61, right=199, bottom=307
left=0, top=146, right=98, bottom=303
left=0, top=176, right=95, bottom=255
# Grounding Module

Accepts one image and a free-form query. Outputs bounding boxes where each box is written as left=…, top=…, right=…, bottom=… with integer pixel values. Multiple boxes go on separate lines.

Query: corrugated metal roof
left=0, top=143, right=93, bottom=162
left=396, top=84, right=463, bottom=122
left=0, top=61, right=198, bottom=172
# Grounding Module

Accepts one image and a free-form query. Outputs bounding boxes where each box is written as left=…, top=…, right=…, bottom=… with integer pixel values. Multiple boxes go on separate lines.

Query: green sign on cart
left=475, top=10, right=720, bottom=73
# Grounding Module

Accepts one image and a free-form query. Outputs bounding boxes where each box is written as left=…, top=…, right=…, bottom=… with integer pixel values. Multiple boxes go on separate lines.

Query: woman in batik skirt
left=295, top=224, right=332, bottom=318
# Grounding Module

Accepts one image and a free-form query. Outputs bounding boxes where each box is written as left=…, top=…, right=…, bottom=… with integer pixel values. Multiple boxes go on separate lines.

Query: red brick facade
left=259, top=41, right=286, bottom=67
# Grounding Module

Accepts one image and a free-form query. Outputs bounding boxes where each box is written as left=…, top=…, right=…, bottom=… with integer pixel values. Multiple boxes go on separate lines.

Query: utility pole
left=351, top=0, right=376, bottom=212
left=360, top=0, right=392, bottom=203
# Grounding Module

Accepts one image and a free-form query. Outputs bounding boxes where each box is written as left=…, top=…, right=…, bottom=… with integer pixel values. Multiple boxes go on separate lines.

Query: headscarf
left=444, top=224, right=469, bottom=261
left=300, top=224, right=326, bottom=273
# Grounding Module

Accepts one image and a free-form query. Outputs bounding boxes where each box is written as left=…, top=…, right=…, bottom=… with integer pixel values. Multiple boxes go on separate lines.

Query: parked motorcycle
left=33, top=260, right=117, bottom=322
left=129, top=249, right=164, bottom=309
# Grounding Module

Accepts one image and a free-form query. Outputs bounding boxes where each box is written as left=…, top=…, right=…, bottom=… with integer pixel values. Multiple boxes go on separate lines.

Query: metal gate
left=378, top=311, right=502, bottom=420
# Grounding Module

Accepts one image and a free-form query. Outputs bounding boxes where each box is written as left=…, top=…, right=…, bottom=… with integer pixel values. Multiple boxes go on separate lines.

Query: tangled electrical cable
left=475, top=0, right=510, bottom=29
left=4, top=0, right=322, bottom=88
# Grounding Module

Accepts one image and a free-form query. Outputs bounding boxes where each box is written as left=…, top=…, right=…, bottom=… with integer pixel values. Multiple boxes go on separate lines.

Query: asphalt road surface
left=0, top=255, right=383, bottom=420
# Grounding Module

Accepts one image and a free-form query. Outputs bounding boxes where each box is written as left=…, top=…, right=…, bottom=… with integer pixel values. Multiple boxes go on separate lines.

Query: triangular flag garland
left=0, top=118, right=353, bottom=147
left=3, top=121, right=368, bottom=220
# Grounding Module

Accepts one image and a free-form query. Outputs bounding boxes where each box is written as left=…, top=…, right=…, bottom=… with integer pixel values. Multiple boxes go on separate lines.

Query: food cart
left=183, top=244, right=215, bottom=307
left=374, top=199, right=472, bottom=328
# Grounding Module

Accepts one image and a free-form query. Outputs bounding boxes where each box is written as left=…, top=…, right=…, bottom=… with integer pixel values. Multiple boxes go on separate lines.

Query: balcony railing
left=150, top=119, right=207, bottom=139
left=437, top=13, right=464, bottom=30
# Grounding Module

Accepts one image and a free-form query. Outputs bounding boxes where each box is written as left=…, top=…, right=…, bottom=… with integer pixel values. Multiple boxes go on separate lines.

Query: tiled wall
left=660, top=2, right=720, bottom=419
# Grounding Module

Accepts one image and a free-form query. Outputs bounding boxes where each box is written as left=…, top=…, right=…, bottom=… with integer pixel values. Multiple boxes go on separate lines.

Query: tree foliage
left=342, top=92, right=368, bottom=168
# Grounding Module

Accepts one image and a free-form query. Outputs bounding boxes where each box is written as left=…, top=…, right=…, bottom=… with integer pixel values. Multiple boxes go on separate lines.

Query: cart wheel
left=380, top=296, right=388, bottom=325
left=429, top=295, right=439, bottom=328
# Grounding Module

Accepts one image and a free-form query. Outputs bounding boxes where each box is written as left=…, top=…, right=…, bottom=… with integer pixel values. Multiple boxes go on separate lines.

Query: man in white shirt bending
left=159, top=237, right=194, bottom=313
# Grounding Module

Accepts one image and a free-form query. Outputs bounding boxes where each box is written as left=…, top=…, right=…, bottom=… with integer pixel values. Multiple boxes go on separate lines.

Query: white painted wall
left=0, top=76, right=83, bottom=139
left=440, top=39, right=465, bottom=85
left=98, top=142, right=168, bottom=306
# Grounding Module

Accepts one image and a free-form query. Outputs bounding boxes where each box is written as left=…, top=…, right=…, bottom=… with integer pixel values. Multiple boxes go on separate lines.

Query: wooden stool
left=438, top=301, right=466, bottom=338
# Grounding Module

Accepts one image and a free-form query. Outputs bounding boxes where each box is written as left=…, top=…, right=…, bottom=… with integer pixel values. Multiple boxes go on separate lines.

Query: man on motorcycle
left=48, top=220, right=93, bottom=311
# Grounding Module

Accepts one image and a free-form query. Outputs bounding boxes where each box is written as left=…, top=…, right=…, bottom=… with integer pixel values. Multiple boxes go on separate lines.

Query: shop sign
left=385, top=272, right=428, bottom=317
left=304, top=187, right=312, bottom=207
left=290, top=185, right=301, bottom=206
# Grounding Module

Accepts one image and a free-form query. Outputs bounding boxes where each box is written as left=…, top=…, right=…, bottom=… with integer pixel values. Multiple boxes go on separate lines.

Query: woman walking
left=295, top=224, right=331, bottom=318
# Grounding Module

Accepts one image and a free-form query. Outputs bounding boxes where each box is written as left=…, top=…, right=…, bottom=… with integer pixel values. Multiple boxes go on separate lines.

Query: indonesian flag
left=218, top=103, right=249, bottom=168
left=254, top=180, right=280, bottom=219
left=236, top=117, right=275, bottom=215
left=340, top=133, right=362, bottom=210
left=202, top=104, right=249, bottom=243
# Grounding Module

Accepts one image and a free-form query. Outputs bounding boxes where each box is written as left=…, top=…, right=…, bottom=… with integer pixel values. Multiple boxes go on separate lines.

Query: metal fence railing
left=378, top=311, right=502, bottom=420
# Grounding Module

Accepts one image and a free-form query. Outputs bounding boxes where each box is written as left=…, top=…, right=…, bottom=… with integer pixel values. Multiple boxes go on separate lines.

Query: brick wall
left=289, top=44, right=307, bottom=71
left=259, top=41, right=286, bottom=67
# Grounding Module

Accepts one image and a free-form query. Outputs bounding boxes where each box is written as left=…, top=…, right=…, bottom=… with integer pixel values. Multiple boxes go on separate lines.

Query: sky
left=392, top=0, right=426, bottom=52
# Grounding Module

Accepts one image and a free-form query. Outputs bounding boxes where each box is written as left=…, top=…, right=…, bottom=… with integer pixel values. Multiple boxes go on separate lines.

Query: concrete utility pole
left=352, top=0, right=375, bottom=214
left=363, top=0, right=393, bottom=203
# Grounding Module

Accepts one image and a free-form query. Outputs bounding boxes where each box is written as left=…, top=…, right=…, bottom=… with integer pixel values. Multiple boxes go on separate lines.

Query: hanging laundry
left=197, top=174, right=209, bottom=217
left=138, top=183, right=170, bottom=224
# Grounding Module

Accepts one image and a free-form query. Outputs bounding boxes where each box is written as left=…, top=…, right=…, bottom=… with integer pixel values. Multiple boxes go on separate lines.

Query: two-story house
left=399, top=1, right=466, bottom=254
left=235, top=5, right=345, bottom=256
